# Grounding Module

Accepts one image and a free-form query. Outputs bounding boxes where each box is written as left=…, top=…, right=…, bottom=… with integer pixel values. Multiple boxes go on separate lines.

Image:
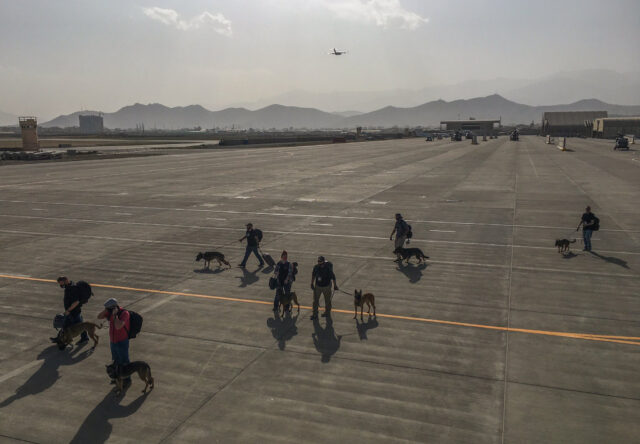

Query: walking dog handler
left=310, top=256, right=338, bottom=320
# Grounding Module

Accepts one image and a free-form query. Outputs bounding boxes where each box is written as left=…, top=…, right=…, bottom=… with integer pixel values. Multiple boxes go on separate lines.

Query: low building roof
left=542, top=111, right=607, bottom=126
left=440, top=120, right=500, bottom=124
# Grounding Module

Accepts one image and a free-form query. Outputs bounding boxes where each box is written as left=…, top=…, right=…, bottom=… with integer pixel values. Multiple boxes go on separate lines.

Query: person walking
left=576, top=206, right=598, bottom=252
left=310, top=256, right=338, bottom=320
left=390, top=213, right=410, bottom=262
left=238, top=223, right=264, bottom=268
left=98, top=298, right=131, bottom=388
left=273, top=251, right=294, bottom=312
left=52, top=276, right=89, bottom=344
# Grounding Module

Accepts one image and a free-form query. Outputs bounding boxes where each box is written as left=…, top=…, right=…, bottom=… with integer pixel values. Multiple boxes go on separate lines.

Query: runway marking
left=234, top=196, right=252, bottom=199
left=2, top=214, right=639, bottom=257
left=0, top=360, right=42, bottom=384
left=369, top=201, right=387, bottom=205
left=430, top=229, right=456, bottom=233
left=297, top=198, right=316, bottom=202
left=0, top=228, right=638, bottom=278
left=0, top=274, right=638, bottom=346
left=31, top=208, right=46, bottom=211
left=206, top=217, right=227, bottom=221
left=115, top=212, right=132, bottom=216
left=310, top=223, right=333, bottom=226
left=1, top=199, right=638, bottom=233
left=137, top=294, right=180, bottom=314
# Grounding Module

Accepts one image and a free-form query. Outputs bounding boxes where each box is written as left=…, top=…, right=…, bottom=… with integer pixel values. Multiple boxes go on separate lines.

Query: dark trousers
left=241, top=245, right=264, bottom=266
left=110, top=339, right=131, bottom=382
left=274, top=282, right=292, bottom=310
left=63, top=312, right=88, bottom=341
left=583, top=229, right=593, bottom=251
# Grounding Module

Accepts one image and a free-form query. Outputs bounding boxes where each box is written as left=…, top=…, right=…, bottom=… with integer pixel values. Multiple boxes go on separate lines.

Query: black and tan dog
left=393, top=246, right=429, bottom=264
left=354, top=289, right=376, bottom=320
left=106, top=361, right=154, bottom=395
left=278, top=291, right=300, bottom=316
left=555, top=239, right=576, bottom=253
left=52, top=322, right=102, bottom=350
left=196, top=251, right=231, bottom=269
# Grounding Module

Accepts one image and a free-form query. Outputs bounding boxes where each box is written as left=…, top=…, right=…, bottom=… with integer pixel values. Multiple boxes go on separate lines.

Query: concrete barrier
left=557, top=137, right=566, bottom=151
left=482, top=135, right=487, bottom=141
left=472, top=135, right=478, bottom=145
left=546, top=135, right=552, bottom=144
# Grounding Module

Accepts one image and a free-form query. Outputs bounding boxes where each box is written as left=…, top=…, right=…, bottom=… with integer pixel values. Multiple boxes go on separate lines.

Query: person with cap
left=98, top=298, right=131, bottom=388
left=310, top=256, right=338, bottom=320
left=238, top=222, right=264, bottom=268
left=390, top=213, right=410, bottom=262
left=576, top=206, right=598, bottom=252
left=51, top=276, right=89, bottom=344
left=273, top=250, right=295, bottom=312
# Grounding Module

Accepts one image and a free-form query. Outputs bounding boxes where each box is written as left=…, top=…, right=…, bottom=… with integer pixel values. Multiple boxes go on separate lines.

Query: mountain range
left=39, top=95, right=640, bottom=130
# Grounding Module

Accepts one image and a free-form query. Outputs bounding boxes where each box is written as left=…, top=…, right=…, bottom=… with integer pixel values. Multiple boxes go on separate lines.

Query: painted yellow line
left=1, top=274, right=638, bottom=346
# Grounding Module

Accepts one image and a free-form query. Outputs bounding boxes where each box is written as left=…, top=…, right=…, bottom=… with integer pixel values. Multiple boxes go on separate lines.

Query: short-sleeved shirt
left=275, top=261, right=292, bottom=285
left=581, top=212, right=595, bottom=230
left=63, top=283, right=82, bottom=316
left=108, top=309, right=130, bottom=343
left=312, top=263, right=335, bottom=287
left=245, top=229, right=260, bottom=247
left=395, top=219, right=409, bottom=237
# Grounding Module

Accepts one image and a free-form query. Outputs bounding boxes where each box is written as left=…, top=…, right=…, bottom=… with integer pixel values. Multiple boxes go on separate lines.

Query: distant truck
left=425, top=135, right=433, bottom=141
left=510, top=130, right=519, bottom=141
left=465, top=131, right=473, bottom=140
left=451, top=131, right=462, bottom=141
left=614, top=135, right=629, bottom=150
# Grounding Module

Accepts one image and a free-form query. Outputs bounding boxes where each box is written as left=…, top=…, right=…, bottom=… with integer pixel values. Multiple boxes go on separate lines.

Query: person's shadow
left=69, top=390, right=149, bottom=444
left=396, top=262, right=428, bottom=283
left=0, top=345, right=93, bottom=408
left=261, top=265, right=274, bottom=274
left=356, top=317, right=379, bottom=341
left=237, top=266, right=261, bottom=287
left=312, top=317, right=342, bottom=363
left=590, top=251, right=629, bottom=269
left=267, top=312, right=299, bottom=350
left=193, top=267, right=225, bottom=274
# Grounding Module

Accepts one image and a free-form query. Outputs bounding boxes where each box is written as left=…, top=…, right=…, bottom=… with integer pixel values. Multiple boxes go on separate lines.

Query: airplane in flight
left=328, top=48, right=347, bottom=55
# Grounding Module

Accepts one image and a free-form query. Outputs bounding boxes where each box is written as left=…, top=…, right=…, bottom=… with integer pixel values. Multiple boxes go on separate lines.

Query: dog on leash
left=52, top=322, right=102, bottom=350
left=196, top=251, right=231, bottom=269
left=278, top=291, right=300, bottom=316
left=106, top=361, right=154, bottom=395
left=393, top=246, right=429, bottom=264
left=555, top=239, right=576, bottom=253
left=354, top=289, right=376, bottom=320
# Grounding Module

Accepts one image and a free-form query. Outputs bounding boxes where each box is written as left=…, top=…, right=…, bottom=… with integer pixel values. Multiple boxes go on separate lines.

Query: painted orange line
left=1, top=274, right=638, bottom=346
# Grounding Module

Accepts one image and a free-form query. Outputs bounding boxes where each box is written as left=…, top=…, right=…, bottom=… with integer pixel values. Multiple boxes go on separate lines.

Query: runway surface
left=0, top=136, right=638, bottom=443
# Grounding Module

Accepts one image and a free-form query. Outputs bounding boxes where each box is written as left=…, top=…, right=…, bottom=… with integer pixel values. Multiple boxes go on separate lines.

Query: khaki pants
left=394, top=235, right=407, bottom=259
left=313, top=285, right=332, bottom=314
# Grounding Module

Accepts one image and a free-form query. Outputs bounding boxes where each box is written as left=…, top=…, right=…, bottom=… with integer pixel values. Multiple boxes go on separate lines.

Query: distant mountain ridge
left=0, top=110, right=17, bottom=126
left=42, top=95, right=640, bottom=130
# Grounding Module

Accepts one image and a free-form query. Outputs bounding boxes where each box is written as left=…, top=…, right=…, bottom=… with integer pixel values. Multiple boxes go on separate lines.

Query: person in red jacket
left=98, top=298, right=131, bottom=388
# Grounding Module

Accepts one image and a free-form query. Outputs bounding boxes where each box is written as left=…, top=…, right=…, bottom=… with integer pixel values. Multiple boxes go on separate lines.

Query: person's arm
left=97, top=309, right=110, bottom=319
left=390, top=227, right=396, bottom=240
left=238, top=234, right=247, bottom=242
left=64, top=301, right=79, bottom=316
left=113, top=311, right=126, bottom=330
left=311, top=267, right=316, bottom=289
left=576, top=219, right=583, bottom=231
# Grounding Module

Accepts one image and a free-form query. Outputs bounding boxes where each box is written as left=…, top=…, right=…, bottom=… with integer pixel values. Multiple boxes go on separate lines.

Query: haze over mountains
left=39, top=95, right=640, bottom=130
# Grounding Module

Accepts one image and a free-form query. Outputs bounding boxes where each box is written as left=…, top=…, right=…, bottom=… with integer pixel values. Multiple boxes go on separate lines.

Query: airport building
left=79, top=114, right=104, bottom=133
left=541, top=111, right=607, bottom=137
left=592, top=117, right=640, bottom=138
left=18, top=116, right=39, bottom=150
left=439, top=119, right=500, bottom=135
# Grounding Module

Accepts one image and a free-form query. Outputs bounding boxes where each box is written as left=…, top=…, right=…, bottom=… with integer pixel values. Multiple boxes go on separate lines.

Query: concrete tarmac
left=0, top=136, right=638, bottom=443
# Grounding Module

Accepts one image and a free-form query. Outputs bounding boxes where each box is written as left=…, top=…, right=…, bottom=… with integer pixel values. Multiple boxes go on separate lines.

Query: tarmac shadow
left=562, top=252, right=577, bottom=259
left=237, top=266, right=261, bottom=287
left=396, top=262, right=428, bottom=283
left=261, top=265, right=274, bottom=274
left=312, top=316, right=342, bottom=363
left=356, top=317, right=379, bottom=340
left=193, top=267, right=226, bottom=274
left=267, top=312, right=299, bottom=350
left=0, top=345, right=93, bottom=408
left=590, top=251, right=629, bottom=269
left=69, top=390, right=150, bottom=444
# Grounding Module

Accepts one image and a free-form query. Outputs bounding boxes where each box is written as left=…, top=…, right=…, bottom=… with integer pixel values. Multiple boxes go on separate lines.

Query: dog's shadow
left=562, top=251, right=577, bottom=259
left=590, top=251, right=629, bottom=269
left=0, top=345, right=93, bottom=408
left=356, top=317, right=379, bottom=340
left=267, top=312, right=299, bottom=350
left=312, top=317, right=342, bottom=363
left=396, top=262, right=428, bottom=283
left=237, top=266, right=261, bottom=287
left=69, top=390, right=149, bottom=444
left=193, top=267, right=226, bottom=274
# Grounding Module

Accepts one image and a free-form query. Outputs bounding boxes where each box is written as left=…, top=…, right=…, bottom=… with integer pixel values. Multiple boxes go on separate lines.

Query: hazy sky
left=1, top=0, right=639, bottom=118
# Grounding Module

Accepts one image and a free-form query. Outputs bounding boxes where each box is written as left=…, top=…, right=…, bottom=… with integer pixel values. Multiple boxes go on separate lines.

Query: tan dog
left=278, top=291, right=300, bottom=316
left=54, top=322, right=102, bottom=350
left=354, top=289, right=376, bottom=320
left=106, top=362, right=155, bottom=395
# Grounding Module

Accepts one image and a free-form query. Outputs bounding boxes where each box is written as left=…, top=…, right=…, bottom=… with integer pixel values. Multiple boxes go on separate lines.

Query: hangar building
left=79, top=114, right=104, bottom=133
left=592, top=117, right=640, bottom=138
left=440, top=119, right=500, bottom=135
left=541, top=111, right=607, bottom=137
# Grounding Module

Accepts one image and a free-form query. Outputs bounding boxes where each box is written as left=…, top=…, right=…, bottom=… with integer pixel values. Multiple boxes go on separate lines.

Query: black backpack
left=591, top=216, right=600, bottom=231
left=122, top=310, right=143, bottom=339
left=76, top=281, right=93, bottom=305
left=254, top=229, right=263, bottom=242
left=406, top=223, right=413, bottom=239
left=292, top=262, right=298, bottom=281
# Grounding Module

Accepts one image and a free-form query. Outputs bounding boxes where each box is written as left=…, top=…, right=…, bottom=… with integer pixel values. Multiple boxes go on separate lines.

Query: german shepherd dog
left=52, top=322, right=102, bottom=350
left=393, top=246, right=429, bottom=264
left=196, top=251, right=231, bottom=269
left=278, top=291, right=300, bottom=316
left=354, top=289, right=376, bottom=320
left=555, top=239, right=576, bottom=253
left=106, top=361, right=154, bottom=395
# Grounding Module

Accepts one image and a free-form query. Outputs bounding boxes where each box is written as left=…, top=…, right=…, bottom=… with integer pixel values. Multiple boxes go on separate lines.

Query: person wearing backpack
left=238, top=223, right=265, bottom=268
left=310, top=256, right=338, bottom=320
left=390, top=213, right=411, bottom=262
left=576, top=206, right=598, bottom=252
left=273, top=250, right=294, bottom=312
left=98, top=298, right=131, bottom=389
left=52, top=276, right=89, bottom=344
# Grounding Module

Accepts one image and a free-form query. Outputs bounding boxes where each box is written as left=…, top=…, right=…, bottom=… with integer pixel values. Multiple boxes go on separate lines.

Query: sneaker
left=310, top=314, right=318, bottom=320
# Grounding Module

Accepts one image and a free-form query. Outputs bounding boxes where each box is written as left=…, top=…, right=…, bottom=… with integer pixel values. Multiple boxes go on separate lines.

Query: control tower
left=19, top=117, right=39, bottom=151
